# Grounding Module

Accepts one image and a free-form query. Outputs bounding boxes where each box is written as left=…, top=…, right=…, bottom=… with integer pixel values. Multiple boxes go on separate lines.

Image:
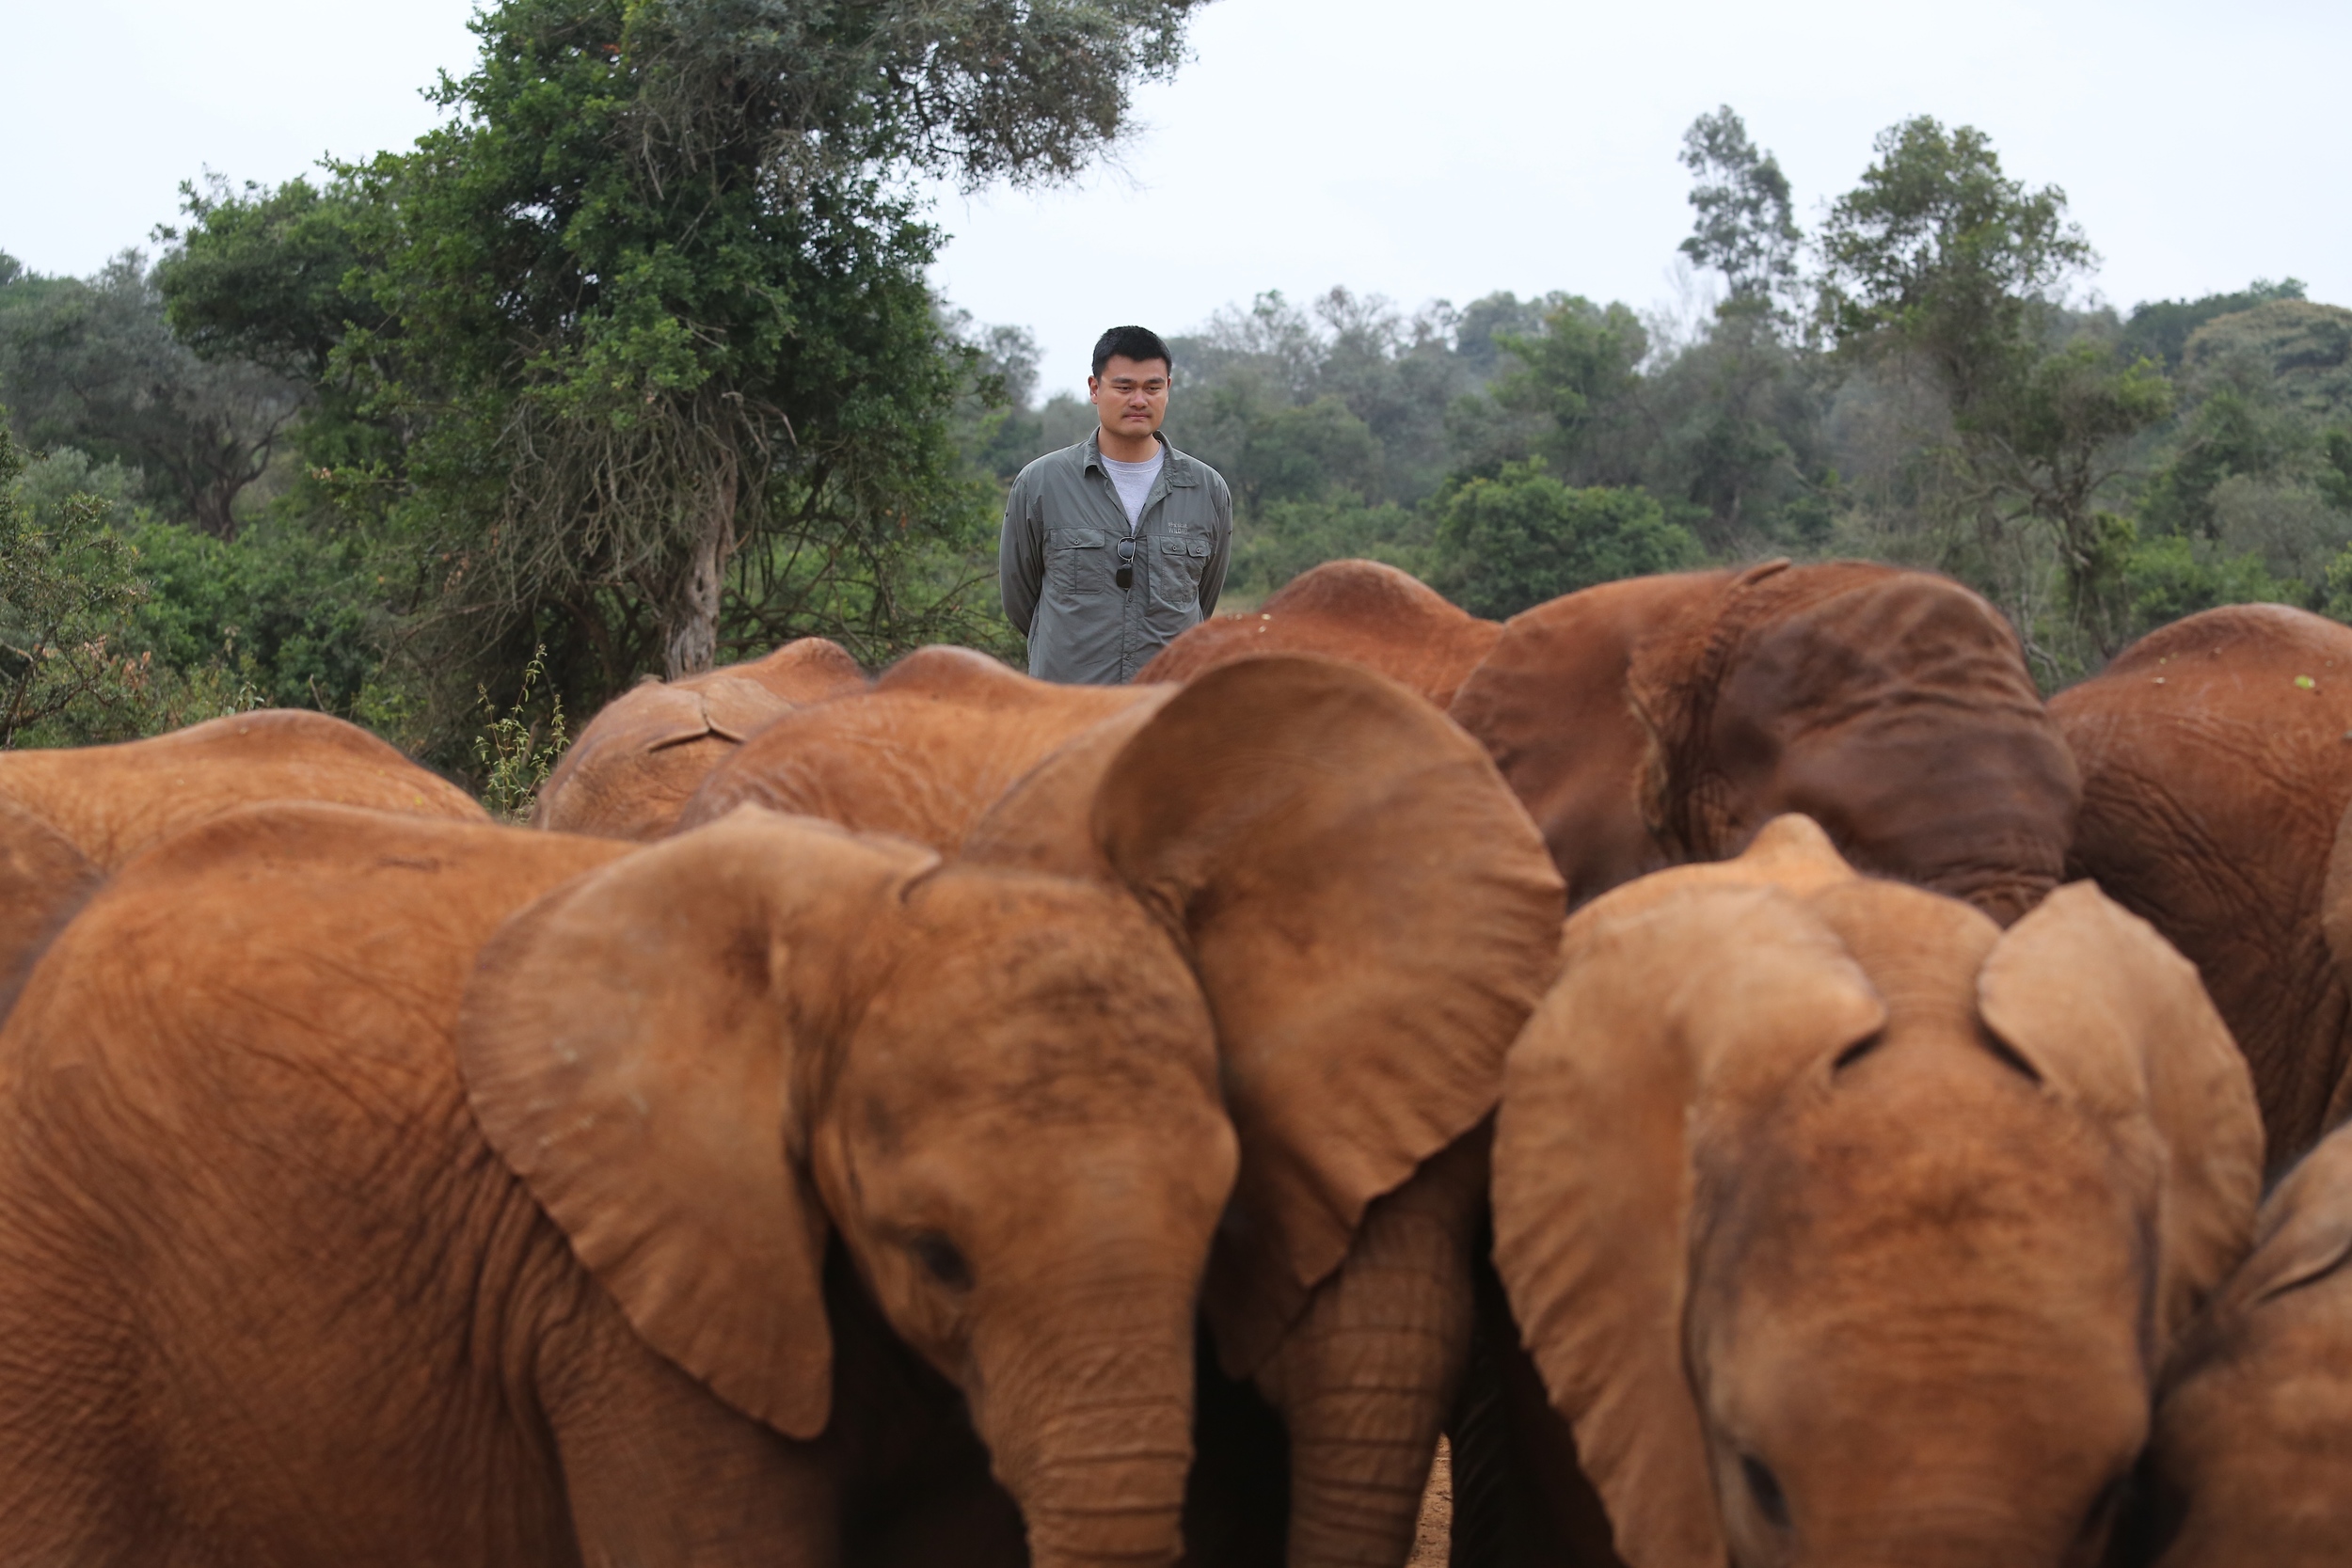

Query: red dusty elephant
left=677, top=645, right=1150, bottom=851
left=532, top=637, right=868, bottom=840
left=1487, top=816, right=2260, bottom=1568
left=1136, top=559, right=1504, bottom=710
left=0, top=709, right=484, bottom=1006
left=0, top=654, right=1560, bottom=1568
left=2053, top=604, right=2352, bottom=1175
left=1448, top=559, right=2083, bottom=927
left=682, top=649, right=1569, bottom=1566
left=2129, top=1119, right=2352, bottom=1566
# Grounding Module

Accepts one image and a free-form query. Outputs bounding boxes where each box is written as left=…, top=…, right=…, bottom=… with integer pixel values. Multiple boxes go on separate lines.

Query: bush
left=1434, top=460, right=1699, bottom=619
left=1226, top=498, right=1433, bottom=607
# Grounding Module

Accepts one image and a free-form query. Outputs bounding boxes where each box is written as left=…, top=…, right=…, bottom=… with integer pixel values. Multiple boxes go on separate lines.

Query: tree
left=1678, top=106, right=1801, bottom=308
left=0, top=253, right=301, bottom=537
left=1434, top=460, right=1697, bottom=619
left=1476, top=296, right=1651, bottom=485
left=1818, top=118, right=2167, bottom=663
left=164, top=0, right=1206, bottom=754
left=0, top=418, right=150, bottom=746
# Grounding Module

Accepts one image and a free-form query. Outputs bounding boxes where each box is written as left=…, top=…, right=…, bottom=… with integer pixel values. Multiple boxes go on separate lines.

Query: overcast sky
left=8, top=0, right=2344, bottom=397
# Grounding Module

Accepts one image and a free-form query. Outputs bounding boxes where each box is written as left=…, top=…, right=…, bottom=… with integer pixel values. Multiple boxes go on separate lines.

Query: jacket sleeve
left=1195, top=473, right=1234, bottom=621
left=999, top=468, right=1043, bottom=638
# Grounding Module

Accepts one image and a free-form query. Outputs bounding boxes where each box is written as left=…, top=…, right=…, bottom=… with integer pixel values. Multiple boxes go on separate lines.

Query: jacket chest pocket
left=1047, top=528, right=1112, bottom=595
left=1150, top=532, right=1212, bottom=610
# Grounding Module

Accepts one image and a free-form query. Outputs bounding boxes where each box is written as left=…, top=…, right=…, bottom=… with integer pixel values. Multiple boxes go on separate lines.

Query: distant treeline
left=6, top=56, right=2349, bottom=767
left=957, top=110, right=2352, bottom=686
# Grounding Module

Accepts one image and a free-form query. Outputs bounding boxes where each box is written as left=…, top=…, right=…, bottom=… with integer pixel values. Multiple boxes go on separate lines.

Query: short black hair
left=1092, top=325, right=1172, bottom=380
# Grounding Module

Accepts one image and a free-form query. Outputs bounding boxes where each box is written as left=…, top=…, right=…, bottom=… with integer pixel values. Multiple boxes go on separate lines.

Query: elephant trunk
left=1255, top=1137, right=1486, bottom=1568
left=973, top=1291, right=1199, bottom=1568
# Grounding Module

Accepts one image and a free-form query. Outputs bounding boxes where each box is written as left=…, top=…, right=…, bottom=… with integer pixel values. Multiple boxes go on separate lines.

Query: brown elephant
left=1484, top=816, right=2261, bottom=1568
left=0, top=708, right=483, bottom=1008
left=2126, top=1120, right=2352, bottom=1566
left=677, top=645, right=1152, bottom=850
left=2052, top=603, right=2352, bottom=1175
left=1448, top=559, right=2082, bottom=927
left=681, top=649, right=1569, bottom=1566
left=0, top=655, right=1559, bottom=1568
left=532, top=637, right=867, bottom=839
left=1137, top=559, right=1504, bottom=709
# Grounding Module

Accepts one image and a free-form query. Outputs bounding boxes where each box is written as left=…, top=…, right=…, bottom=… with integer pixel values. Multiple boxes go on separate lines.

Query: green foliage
left=1679, top=106, right=1801, bottom=306
left=1818, top=118, right=2093, bottom=413
left=473, top=644, right=567, bottom=821
left=0, top=421, right=151, bottom=746
left=2118, top=279, right=2305, bottom=372
left=1434, top=461, right=1698, bottom=619
left=2119, top=527, right=2292, bottom=628
left=1226, top=498, right=1431, bottom=607
left=1486, top=297, right=1651, bottom=482
left=0, top=252, right=302, bottom=536
left=2322, top=429, right=2352, bottom=514
left=154, top=0, right=1200, bottom=767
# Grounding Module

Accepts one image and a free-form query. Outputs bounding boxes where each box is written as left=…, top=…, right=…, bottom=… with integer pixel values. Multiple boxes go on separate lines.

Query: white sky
left=8, top=0, right=2345, bottom=397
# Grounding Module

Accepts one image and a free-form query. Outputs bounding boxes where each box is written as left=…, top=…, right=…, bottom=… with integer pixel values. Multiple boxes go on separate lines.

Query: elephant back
left=2055, top=603, right=2352, bottom=1169
left=0, top=709, right=485, bottom=870
left=533, top=638, right=867, bottom=841
left=1138, top=558, right=1502, bottom=709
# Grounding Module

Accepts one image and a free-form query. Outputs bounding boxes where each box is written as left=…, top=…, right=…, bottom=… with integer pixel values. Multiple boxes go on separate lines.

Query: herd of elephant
left=0, top=553, right=2347, bottom=1567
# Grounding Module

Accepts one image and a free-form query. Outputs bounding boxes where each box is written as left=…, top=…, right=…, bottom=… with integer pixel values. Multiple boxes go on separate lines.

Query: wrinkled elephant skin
left=1450, top=561, right=2080, bottom=927
left=2054, top=603, right=2352, bottom=1173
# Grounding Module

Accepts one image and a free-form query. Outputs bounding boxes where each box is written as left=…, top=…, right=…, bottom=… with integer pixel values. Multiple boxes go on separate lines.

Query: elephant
left=2052, top=603, right=2352, bottom=1174
left=677, top=645, right=1152, bottom=850
left=1447, top=559, right=2083, bottom=927
left=0, top=654, right=1561, bottom=1568
left=2124, top=1118, right=2352, bottom=1566
left=1480, top=815, right=2261, bottom=1568
left=0, top=708, right=483, bottom=1010
left=1137, top=559, right=1504, bottom=710
left=679, top=649, right=1570, bottom=1565
left=532, top=637, right=868, bottom=840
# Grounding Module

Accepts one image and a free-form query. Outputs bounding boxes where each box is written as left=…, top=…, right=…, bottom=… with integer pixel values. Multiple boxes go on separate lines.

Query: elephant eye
left=908, top=1229, right=973, bottom=1291
left=1741, top=1454, right=1789, bottom=1528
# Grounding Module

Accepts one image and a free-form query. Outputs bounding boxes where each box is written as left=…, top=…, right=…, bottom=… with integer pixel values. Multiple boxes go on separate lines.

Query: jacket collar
left=1084, top=429, right=1199, bottom=486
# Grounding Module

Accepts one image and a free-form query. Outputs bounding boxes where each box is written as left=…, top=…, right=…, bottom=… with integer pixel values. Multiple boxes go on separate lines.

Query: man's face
left=1089, top=355, right=1171, bottom=442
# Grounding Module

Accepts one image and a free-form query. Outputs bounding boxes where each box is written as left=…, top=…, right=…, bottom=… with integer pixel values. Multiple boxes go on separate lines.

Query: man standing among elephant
left=999, top=325, right=1232, bottom=684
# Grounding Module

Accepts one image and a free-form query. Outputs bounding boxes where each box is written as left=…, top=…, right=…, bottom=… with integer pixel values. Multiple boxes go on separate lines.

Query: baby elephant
left=1488, top=816, right=2263, bottom=1568
left=2129, top=1118, right=2352, bottom=1564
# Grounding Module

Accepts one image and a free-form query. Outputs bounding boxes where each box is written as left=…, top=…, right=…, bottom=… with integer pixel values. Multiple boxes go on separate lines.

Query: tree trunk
left=663, top=456, right=738, bottom=680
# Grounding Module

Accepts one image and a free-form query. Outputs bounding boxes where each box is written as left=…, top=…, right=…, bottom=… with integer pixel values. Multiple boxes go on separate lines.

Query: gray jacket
left=999, top=432, right=1232, bottom=685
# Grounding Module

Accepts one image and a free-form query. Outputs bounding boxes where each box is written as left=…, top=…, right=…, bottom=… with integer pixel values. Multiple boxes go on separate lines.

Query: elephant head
left=533, top=637, right=868, bottom=840
left=1451, top=561, right=2081, bottom=926
left=2128, top=1121, right=2352, bottom=1567
left=461, top=811, right=1233, bottom=1568
left=965, top=655, right=1565, bottom=1562
left=1491, top=816, right=2261, bottom=1568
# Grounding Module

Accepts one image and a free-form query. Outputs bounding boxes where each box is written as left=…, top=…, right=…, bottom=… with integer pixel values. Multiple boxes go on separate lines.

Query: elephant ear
left=1976, top=881, right=2264, bottom=1350
left=0, top=794, right=103, bottom=1016
left=1490, top=822, right=1883, bottom=1568
left=459, top=809, right=938, bottom=1438
left=977, top=657, right=1565, bottom=1373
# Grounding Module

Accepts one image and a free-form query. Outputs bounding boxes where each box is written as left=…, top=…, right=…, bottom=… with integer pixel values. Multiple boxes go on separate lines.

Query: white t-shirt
left=1100, top=449, right=1166, bottom=532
